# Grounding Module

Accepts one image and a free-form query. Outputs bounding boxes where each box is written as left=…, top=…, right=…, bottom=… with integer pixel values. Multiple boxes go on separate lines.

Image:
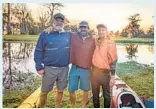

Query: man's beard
left=55, top=26, right=63, bottom=31
left=53, top=24, right=64, bottom=31
left=79, top=31, right=89, bottom=37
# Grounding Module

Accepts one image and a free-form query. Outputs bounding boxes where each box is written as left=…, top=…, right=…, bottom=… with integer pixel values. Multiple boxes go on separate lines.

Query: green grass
left=111, top=37, right=154, bottom=44
left=3, top=35, right=154, bottom=44
left=116, top=61, right=154, bottom=100
left=45, top=87, right=105, bottom=108
left=122, top=72, right=154, bottom=100
left=116, top=61, right=154, bottom=77
left=3, top=87, right=35, bottom=108
left=45, top=89, right=94, bottom=108
left=3, top=34, right=39, bottom=42
left=3, top=76, right=42, bottom=108
left=3, top=61, right=154, bottom=108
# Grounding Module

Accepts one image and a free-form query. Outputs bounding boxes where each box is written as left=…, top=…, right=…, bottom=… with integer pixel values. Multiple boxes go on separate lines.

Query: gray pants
left=41, top=66, right=69, bottom=93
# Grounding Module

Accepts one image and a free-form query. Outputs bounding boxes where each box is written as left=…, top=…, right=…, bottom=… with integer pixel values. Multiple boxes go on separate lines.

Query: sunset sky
left=27, top=3, right=154, bottom=31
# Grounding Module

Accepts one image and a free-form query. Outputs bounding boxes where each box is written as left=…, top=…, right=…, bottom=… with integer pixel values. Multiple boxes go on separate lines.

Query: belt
left=92, top=64, right=110, bottom=73
left=74, top=64, right=88, bottom=70
left=45, top=65, right=68, bottom=68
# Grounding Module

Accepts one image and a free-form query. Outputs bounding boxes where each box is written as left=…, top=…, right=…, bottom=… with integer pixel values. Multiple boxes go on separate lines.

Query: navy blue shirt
left=34, top=31, right=71, bottom=71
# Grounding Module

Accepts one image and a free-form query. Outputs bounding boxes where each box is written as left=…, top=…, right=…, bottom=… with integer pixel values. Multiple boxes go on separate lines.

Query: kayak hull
left=110, top=75, right=146, bottom=108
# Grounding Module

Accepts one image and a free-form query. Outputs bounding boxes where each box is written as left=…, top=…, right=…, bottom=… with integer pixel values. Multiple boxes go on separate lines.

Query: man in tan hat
left=91, top=24, right=118, bottom=108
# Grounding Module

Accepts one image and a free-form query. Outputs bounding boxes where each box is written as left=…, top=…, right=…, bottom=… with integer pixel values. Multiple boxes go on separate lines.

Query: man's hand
left=37, top=69, right=44, bottom=76
left=110, top=75, right=115, bottom=88
left=44, top=26, right=53, bottom=34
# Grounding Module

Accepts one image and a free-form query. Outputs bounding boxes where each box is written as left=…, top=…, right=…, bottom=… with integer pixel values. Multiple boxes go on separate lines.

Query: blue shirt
left=34, top=31, right=71, bottom=71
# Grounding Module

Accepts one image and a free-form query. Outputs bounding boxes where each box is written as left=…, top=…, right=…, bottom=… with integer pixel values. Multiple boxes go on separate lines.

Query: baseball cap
left=54, top=13, right=65, bottom=20
left=79, top=21, right=89, bottom=28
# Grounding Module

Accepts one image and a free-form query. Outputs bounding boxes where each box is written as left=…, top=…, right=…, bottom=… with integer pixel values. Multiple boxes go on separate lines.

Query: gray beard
left=52, top=23, right=64, bottom=32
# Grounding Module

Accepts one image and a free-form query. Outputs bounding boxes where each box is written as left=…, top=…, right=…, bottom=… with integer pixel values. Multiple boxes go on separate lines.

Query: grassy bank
left=3, top=76, right=42, bottom=108
left=116, top=61, right=154, bottom=100
left=122, top=72, right=154, bottom=100
left=3, top=61, right=154, bottom=108
left=3, top=35, right=38, bottom=42
left=116, top=61, right=154, bottom=77
left=111, top=37, right=154, bottom=44
left=3, top=35, right=154, bottom=44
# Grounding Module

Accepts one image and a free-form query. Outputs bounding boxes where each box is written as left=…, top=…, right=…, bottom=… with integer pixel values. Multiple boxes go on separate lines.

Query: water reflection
left=125, top=44, right=138, bottom=60
left=117, top=44, right=154, bottom=65
left=3, top=42, right=154, bottom=89
left=3, top=42, right=35, bottom=89
left=147, top=45, right=154, bottom=54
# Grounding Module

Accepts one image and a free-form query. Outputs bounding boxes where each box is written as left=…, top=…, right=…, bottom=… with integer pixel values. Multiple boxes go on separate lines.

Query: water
left=117, top=44, right=154, bottom=65
left=3, top=42, right=154, bottom=74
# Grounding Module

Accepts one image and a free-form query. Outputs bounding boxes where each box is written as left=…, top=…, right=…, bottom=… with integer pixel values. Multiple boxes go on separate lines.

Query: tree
left=42, top=3, right=63, bottom=25
left=3, top=3, right=33, bottom=34
left=27, top=10, right=36, bottom=34
left=3, top=3, right=18, bottom=34
left=7, top=3, right=11, bottom=34
left=121, top=14, right=142, bottom=38
left=114, top=30, right=120, bottom=37
left=2, top=3, right=15, bottom=34
left=2, top=4, right=8, bottom=34
left=147, top=25, right=154, bottom=36
left=128, top=13, right=142, bottom=38
left=70, top=24, right=78, bottom=32
left=14, top=4, right=30, bottom=34
left=147, top=16, right=154, bottom=37
left=3, top=3, right=37, bottom=35
left=38, top=9, right=49, bottom=31
left=109, top=31, right=114, bottom=37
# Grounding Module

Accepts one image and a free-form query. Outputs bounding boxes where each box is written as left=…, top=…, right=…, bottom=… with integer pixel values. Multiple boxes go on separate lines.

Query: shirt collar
left=51, top=29, right=65, bottom=34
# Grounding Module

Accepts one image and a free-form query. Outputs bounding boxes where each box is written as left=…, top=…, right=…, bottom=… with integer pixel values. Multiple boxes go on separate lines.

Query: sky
left=27, top=3, right=154, bottom=31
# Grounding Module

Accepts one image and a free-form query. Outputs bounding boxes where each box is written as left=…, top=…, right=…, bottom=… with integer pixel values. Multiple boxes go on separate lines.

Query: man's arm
left=110, top=60, right=117, bottom=75
left=34, top=32, right=45, bottom=71
left=109, top=59, right=117, bottom=88
left=108, top=42, right=118, bottom=88
left=108, top=42, right=118, bottom=76
left=69, top=33, right=75, bottom=64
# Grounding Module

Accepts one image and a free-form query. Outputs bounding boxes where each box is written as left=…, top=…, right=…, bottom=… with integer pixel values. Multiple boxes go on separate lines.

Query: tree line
left=2, top=3, right=154, bottom=38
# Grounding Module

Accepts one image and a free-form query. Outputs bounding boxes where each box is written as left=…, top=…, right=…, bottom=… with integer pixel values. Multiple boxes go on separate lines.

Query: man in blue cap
left=68, top=21, right=95, bottom=108
left=34, top=13, right=71, bottom=108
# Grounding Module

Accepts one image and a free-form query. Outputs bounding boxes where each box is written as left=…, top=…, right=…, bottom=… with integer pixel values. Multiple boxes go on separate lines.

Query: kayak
left=110, top=75, right=146, bottom=108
